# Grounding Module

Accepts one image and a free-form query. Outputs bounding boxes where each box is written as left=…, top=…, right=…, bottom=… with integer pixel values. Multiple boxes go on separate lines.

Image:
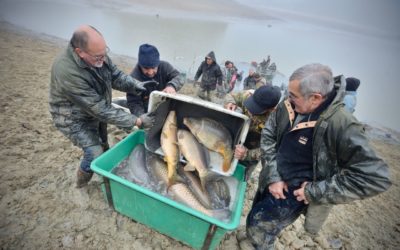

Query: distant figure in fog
left=194, top=51, right=223, bottom=101
left=343, top=77, right=360, bottom=113
left=223, top=60, right=240, bottom=93
left=126, top=44, right=183, bottom=116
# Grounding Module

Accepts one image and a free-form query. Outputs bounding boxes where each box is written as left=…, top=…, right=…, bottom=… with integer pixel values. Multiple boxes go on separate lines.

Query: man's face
left=288, top=79, right=316, bottom=114
left=140, top=66, right=158, bottom=78
left=76, top=38, right=108, bottom=68
left=206, top=57, right=213, bottom=65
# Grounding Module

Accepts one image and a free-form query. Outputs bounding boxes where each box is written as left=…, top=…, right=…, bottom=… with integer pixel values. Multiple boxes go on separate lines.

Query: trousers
left=246, top=186, right=308, bottom=249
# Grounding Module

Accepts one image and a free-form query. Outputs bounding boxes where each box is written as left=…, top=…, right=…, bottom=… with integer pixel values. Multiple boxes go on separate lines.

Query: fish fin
left=167, top=177, right=176, bottom=193
left=183, top=164, right=196, bottom=171
left=222, top=153, right=233, bottom=172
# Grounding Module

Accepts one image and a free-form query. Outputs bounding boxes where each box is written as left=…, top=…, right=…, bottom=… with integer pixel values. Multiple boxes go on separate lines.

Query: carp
left=207, top=179, right=231, bottom=209
left=177, top=129, right=211, bottom=192
left=178, top=167, right=212, bottom=209
left=112, top=144, right=151, bottom=187
left=148, top=155, right=229, bottom=219
left=160, top=110, right=179, bottom=187
left=183, top=117, right=233, bottom=172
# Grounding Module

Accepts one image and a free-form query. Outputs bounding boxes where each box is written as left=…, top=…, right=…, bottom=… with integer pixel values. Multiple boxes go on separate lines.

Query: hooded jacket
left=194, top=51, right=223, bottom=90
left=49, top=44, right=142, bottom=148
left=258, top=76, right=391, bottom=233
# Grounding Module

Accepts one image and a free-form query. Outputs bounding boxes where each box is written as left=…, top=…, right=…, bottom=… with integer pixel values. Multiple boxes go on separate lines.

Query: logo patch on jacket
left=298, top=136, right=308, bottom=145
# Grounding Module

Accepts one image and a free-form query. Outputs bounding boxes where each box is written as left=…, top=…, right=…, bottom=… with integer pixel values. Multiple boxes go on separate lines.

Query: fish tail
left=222, top=155, right=231, bottom=172
left=199, top=175, right=207, bottom=193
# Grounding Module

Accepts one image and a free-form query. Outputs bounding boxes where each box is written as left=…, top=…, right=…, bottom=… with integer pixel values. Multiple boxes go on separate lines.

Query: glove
left=132, top=80, right=159, bottom=93
left=138, top=112, right=156, bottom=129
left=136, top=80, right=159, bottom=93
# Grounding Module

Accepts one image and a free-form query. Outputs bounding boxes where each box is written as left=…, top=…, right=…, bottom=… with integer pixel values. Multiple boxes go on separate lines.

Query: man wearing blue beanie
left=127, top=44, right=184, bottom=116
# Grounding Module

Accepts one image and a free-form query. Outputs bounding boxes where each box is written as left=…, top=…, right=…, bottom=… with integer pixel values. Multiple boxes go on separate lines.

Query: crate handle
left=103, top=177, right=115, bottom=210
left=201, top=224, right=217, bottom=250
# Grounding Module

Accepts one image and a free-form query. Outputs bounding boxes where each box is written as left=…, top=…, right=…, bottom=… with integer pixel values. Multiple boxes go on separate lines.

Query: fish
left=177, top=129, right=211, bottom=192
left=148, top=156, right=230, bottom=220
left=112, top=144, right=151, bottom=187
left=206, top=179, right=231, bottom=209
left=160, top=110, right=179, bottom=187
left=183, top=117, right=233, bottom=172
left=178, top=167, right=212, bottom=209
left=146, top=153, right=184, bottom=193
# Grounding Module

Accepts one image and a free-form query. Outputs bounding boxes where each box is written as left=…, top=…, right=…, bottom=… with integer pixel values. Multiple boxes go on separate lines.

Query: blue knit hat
left=138, top=44, right=160, bottom=68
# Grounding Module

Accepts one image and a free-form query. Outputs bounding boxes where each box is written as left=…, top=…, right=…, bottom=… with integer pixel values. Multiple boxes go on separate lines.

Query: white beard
left=93, top=61, right=103, bottom=68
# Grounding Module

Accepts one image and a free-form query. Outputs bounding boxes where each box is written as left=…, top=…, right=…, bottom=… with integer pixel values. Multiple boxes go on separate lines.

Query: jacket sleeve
left=305, top=120, right=392, bottom=204
left=57, top=69, right=137, bottom=129
left=216, top=66, right=223, bottom=85
left=107, top=59, right=142, bottom=94
left=259, top=109, right=282, bottom=191
left=194, top=64, right=203, bottom=81
left=163, top=62, right=184, bottom=91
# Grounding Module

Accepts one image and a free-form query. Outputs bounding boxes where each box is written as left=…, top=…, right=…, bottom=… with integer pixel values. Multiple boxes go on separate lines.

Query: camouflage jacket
left=49, top=44, right=142, bottom=148
left=258, top=76, right=391, bottom=233
left=224, top=90, right=272, bottom=164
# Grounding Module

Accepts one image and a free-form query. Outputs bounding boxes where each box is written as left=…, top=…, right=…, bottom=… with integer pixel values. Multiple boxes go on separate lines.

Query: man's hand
left=268, top=181, right=288, bottom=199
left=137, top=112, right=155, bottom=129
left=234, top=144, right=247, bottom=160
left=163, top=86, right=176, bottom=94
left=224, top=102, right=237, bottom=111
left=135, top=80, right=159, bottom=93
left=293, top=182, right=309, bottom=204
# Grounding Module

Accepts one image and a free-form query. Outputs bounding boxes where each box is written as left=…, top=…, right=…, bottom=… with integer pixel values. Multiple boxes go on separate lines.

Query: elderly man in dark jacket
left=246, top=63, right=391, bottom=249
left=194, top=51, right=223, bottom=102
left=126, top=44, right=183, bottom=116
left=49, top=25, right=155, bottom=188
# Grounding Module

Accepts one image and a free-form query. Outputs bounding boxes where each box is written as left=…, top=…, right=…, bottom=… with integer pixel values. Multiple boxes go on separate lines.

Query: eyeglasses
left=83, top=47, right=110, bottom=62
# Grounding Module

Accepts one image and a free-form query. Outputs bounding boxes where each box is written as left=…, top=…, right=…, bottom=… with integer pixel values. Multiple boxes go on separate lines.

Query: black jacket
left=126, top=60, right=183, bottom=115
left=194, top=51, right=223, bottom=90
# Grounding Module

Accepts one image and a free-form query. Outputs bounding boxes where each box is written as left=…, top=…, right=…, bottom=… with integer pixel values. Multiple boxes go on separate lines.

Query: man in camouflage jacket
left=49, top=25, right=155, bottom=188
left=223, top=85, right=281, bottom=180
left=246, top=63, right=391, bottom=249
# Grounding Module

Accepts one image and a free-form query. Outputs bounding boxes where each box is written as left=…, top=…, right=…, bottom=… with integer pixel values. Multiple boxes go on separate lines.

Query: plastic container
left=146, top=91, right=250, bottom=176
left=91, top=130, right=247, bottom=250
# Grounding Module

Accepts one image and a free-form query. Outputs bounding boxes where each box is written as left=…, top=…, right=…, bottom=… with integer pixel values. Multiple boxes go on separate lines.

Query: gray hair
left=70, top=25, right=101, bottom=50
left=289, top=63, right=334, bottom=97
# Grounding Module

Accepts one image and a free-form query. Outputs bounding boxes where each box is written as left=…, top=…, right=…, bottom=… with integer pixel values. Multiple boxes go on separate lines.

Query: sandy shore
left=0, top=21, right=399, bottom=249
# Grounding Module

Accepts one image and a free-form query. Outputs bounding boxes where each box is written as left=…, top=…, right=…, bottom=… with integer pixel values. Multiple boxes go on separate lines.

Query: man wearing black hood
left=194, top=51, right=223, bottom=101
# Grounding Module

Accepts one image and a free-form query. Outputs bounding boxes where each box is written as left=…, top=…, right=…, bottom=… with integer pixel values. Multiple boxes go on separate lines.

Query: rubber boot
left=76, top=169, right=94, bottom=188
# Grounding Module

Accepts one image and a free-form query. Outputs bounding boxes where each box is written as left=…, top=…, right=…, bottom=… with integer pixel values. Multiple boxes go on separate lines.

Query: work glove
left=139, top=112, right=156, bottom=129
left=135, top=80, right=159, bottom=94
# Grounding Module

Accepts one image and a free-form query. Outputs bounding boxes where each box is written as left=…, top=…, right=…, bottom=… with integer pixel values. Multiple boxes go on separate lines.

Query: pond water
left=1, top=0, right=399, bottom=131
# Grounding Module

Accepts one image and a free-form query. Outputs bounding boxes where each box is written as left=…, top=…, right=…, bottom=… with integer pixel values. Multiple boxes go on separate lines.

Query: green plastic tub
left=91, top=130, right=247, bottom=250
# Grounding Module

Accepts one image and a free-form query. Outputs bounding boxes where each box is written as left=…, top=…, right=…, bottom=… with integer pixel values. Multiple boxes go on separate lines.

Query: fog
left=1, top=0, right=399, bottom=131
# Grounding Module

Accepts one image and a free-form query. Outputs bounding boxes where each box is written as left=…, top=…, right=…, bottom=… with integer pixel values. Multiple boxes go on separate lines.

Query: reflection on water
left=1, top=0, right=399, bottom=131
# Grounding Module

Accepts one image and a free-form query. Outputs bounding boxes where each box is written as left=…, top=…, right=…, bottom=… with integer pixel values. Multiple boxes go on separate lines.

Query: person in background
left=224, top=60, right=242, bottom=93
left=126, top=44, right=183, bottom=116
left=194, top=51, right=223, bottom=101
left=246, top=63, right=391, bottom=249
left=49, top=25, right=155, bottom=188
left=257, top=55, right=271, bottom=78
left=223, top=85, right=281, bottom=180
left=265, top=62, right=277, bottom=85
left=343, top=77, right=360, bottom=113
left=244, top=68, right=269, bottom=90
